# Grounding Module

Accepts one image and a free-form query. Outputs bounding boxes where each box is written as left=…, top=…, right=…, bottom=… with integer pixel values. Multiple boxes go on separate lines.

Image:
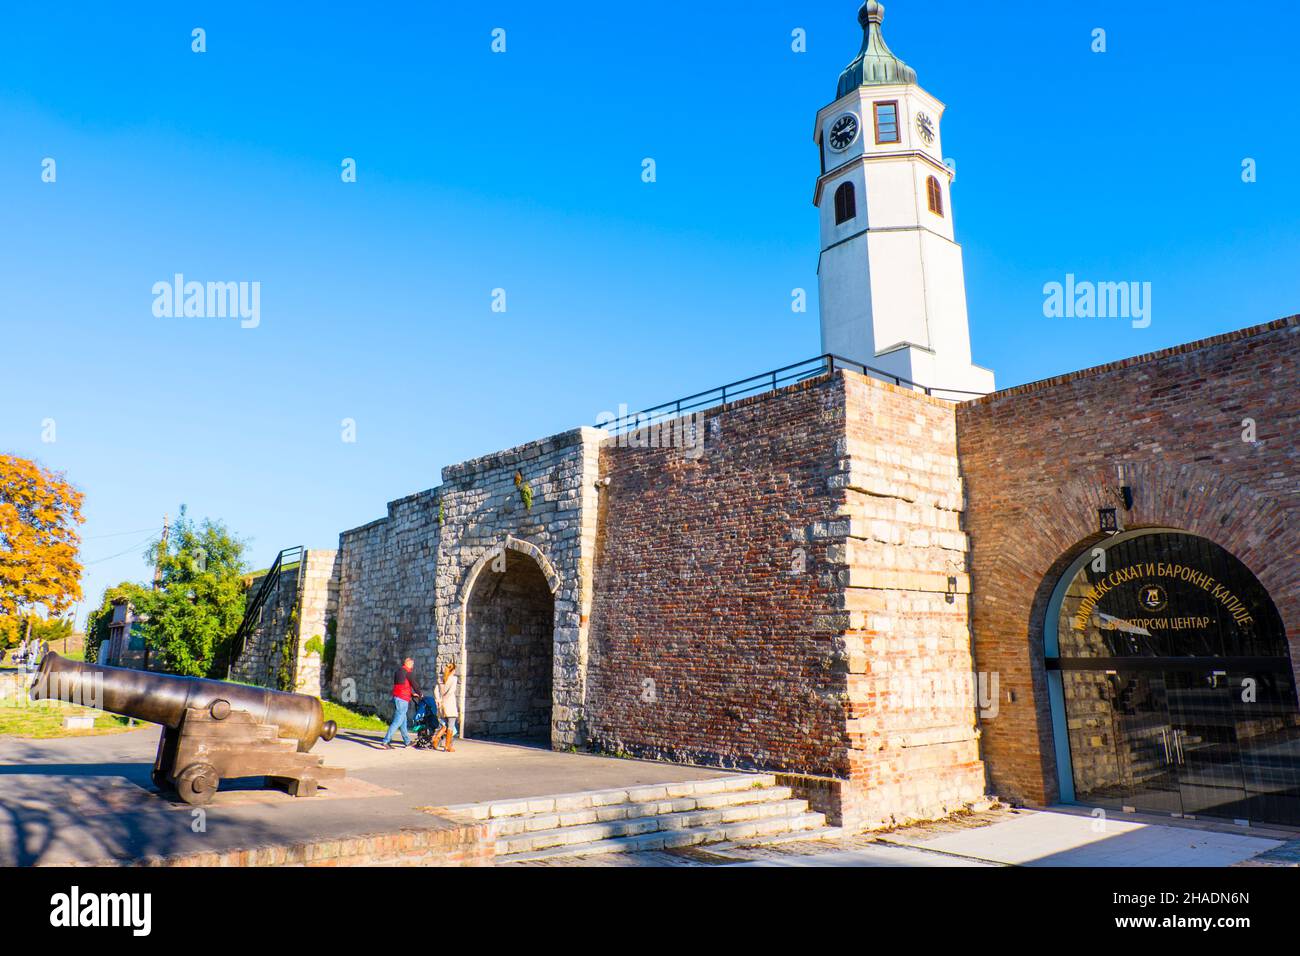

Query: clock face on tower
left=915, top=113, right=935, bottom=145
left=828, top=113, right=860, bottom=152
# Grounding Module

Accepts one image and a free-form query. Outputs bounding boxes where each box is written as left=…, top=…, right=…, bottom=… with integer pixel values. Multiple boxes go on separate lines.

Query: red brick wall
left=956, top=316, right=1300, bottom=805
left=586, top=371, right=989, bottom=827
left=586, top=377, right=852, bottom=778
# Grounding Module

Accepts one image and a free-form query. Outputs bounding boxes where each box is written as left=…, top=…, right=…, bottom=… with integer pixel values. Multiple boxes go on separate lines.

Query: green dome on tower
left=836, top=0, right=917, bottom=97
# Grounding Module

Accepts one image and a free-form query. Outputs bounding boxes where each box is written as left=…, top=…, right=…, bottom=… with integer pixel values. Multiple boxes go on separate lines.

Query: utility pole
left=153, top=512, right=169, bottom=590
left=143, top=513, right=168, bottom=672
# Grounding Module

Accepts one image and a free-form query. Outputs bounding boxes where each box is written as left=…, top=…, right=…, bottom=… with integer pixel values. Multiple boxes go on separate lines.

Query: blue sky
left=2, top=1, right=1297, bottom=625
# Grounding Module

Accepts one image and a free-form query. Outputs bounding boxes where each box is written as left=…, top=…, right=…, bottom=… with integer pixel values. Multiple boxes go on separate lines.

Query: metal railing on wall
left=595, top=353, right=987, bottom=436
left=221, top=545, right=304, bottom=679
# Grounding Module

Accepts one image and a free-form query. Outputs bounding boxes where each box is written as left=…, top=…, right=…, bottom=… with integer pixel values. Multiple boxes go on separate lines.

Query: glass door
left=1065, top=669, right=1181, bottom=815
left=1230, top=668, right=1300, bottom=826
left=1046, top=528, right=1300, bottom=827
left=1164, top=669, right=1248, bottom=820
left=1114, top=671, right=1183, bottom=814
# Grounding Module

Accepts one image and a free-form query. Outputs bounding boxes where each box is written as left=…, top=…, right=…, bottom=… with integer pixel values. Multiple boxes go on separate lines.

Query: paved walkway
left=0, top=727, right=730, bottom=866
left=883, top=809, right=1285, bottom=867
left=3, top=722, right=1292, bottom=867
left=731, top=845, right=996, bottom=867
left=719, top=807, right=1288, bottom=868
left=508, top=806, right=1293, bottom=867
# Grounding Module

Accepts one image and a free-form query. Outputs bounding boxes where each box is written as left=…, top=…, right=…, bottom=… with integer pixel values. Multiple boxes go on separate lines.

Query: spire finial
left=837, top=0, right=916, bottom=96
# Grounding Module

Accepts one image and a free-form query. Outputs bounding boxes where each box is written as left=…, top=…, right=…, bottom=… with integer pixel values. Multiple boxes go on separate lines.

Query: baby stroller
left=410, top=694, right=438, bottom=750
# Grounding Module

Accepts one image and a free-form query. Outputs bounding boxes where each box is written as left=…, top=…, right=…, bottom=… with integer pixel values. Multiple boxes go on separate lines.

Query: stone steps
left=435, top=773, right=831, bottom=863
left=440, top=773, right=781, bottom=822
left=501, top=813, right=831, bottom=863
left=490, top=785, right=799, bottom=836
left=498, top=797, right=816, bottom=855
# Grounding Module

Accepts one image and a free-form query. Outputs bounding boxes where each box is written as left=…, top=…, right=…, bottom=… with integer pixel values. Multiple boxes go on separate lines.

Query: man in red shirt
left=380, top=657, right=422, bottom=749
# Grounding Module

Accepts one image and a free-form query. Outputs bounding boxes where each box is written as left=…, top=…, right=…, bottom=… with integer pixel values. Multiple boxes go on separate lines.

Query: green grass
left=0, top=699, right=134, bottom=738
left=321, top=698, right=386, bottom=731
left=223, top=676, right=384, bottom=730
left=243, top=561, right=301, bottom=584
left=0, top=689, right=383, bottom=737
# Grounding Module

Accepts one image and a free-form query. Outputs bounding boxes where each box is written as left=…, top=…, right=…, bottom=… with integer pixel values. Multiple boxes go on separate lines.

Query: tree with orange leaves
left=0, top=454, right=85, bottom=646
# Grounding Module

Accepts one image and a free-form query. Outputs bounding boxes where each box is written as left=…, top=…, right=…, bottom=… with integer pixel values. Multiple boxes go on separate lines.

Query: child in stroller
left=409, top=694, right=438, bottom=750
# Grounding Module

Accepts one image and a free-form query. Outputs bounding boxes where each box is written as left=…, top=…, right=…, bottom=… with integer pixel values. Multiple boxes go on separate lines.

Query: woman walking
left=431, top=661, right=459, bottom=752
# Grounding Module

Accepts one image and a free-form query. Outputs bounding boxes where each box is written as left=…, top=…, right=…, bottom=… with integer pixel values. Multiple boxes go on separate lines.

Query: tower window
left=926, top=175, right=944, bottom=217
left=834, top=181, right=856, bottom=225
left=873, top=101, right=899, bottom=144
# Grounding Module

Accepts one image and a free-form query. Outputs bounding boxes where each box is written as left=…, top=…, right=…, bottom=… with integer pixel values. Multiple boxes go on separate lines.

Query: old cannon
left=30, top=652, right=344, bottom=806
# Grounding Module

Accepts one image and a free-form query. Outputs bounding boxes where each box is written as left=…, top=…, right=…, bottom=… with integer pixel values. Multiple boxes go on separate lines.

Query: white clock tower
left=814, top=1, right=994, bottom=397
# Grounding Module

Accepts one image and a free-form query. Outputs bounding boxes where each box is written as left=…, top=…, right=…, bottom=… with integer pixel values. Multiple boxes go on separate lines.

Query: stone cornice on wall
left=441, top=427, right=605, bottom=483
left=968, top=314, right=1299, bottom=407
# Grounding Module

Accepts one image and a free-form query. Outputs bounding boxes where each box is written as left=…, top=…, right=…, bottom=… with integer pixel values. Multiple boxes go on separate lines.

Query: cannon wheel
left=175, top=763, right=219, bottom=806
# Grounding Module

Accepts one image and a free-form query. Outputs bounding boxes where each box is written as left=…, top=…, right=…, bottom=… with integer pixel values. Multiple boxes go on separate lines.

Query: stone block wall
left=956, top=316, right=1300, bottom=806
left=432, top=428, right=602, bottom=747
left=231, top=549, right=337, bottom=696
left=231, top=562, right=299, bottom=690
left=834, top=371, right=986, bottom=826
left=294, top=550, right=339, bottom=696
left=331, top=427, right=602, bottom=744
left=332, top=492, right=441, bottom=715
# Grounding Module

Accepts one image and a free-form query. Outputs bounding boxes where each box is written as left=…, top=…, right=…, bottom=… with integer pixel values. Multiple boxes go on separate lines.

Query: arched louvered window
left=927, top=176, right=944, bottom=217
left=834, top=181, right=856, bottom=225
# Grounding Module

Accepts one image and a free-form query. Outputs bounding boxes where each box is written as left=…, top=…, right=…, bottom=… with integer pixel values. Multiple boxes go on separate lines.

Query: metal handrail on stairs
left=223, top=546, right=303, bottom=678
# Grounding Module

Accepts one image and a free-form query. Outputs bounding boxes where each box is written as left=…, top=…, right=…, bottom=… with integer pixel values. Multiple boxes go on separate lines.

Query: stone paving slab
left=886, top=809, right=1285, bottom=867
left=1235, top=839, right=1300, bottom=867
left=508, top=805, right=1293, bottom=868
left=731, top=845, right=997, bottom=867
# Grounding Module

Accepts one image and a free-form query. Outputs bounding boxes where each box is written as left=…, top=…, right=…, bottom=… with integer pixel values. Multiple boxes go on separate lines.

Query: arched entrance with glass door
left=1045, top=528, right=1300, bottom=826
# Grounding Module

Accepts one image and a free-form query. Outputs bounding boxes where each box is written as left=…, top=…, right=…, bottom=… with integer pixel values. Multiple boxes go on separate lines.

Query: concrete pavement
left=2, top=722, right=1294, bottom=867
left=0, top=726, right=730, bottom=865
left=718, top=807, right=1291, bottom=868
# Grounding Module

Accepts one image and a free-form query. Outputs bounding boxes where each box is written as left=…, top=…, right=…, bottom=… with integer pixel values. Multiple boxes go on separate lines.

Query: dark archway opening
left=1045, top=529, right=1300, bottom=826
left=464, top=550, right=555, bottom=742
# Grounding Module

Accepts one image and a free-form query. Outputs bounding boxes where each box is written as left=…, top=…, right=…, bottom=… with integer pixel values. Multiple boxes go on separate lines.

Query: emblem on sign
left=1138, top=584, right=1167, bottom=612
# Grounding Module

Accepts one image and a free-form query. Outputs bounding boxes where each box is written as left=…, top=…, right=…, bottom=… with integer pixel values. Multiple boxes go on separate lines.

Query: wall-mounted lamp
left=945, top=576, right=957, bottom=604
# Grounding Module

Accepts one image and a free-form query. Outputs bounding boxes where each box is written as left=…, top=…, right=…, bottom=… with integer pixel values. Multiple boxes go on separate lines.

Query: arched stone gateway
left=1043, top=528, right=1300, bottom=826
left=458, top=537, right=561, bottom=741
left=449, top=538, right=561, bottom=738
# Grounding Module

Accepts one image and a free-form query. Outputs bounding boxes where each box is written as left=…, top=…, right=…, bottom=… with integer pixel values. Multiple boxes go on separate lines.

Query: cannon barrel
left=30, top=652, right=336, bottom=752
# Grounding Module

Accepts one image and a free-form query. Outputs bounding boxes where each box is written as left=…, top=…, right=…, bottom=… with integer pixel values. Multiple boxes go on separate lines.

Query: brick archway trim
left=971, top=460, right=1298, bottom=804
